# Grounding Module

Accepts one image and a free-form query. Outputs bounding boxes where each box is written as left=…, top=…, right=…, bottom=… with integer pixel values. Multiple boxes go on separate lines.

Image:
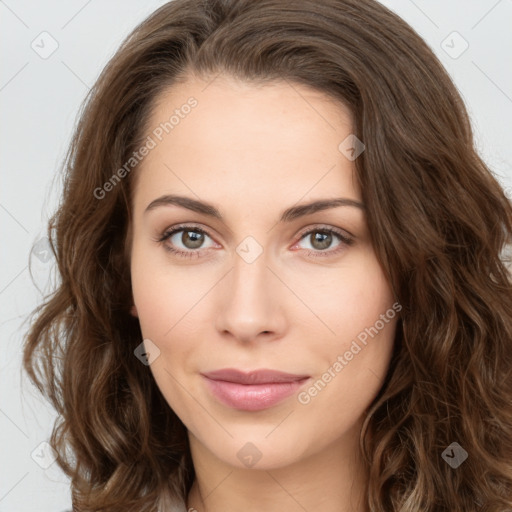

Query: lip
left=201, top=369, right=310, bottom=411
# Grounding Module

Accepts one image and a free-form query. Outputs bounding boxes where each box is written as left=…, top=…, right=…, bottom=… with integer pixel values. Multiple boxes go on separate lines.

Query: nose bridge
left=214, top=242, right=284, bottom=341
left=231, top=248, right=269, bottom=303
left=229, top=232, right=271, bottom=302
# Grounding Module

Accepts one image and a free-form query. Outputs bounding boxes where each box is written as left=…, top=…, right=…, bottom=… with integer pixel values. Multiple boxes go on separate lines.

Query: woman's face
left=130, top=74, right=398, bottom=470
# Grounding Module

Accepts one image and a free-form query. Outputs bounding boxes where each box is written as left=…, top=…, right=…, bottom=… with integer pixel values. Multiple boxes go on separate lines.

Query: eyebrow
left=144, top=194, right=364, bottom=222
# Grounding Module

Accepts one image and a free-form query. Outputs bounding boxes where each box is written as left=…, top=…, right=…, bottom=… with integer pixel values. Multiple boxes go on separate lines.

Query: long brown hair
left=23, top=0, right=512, bottom=510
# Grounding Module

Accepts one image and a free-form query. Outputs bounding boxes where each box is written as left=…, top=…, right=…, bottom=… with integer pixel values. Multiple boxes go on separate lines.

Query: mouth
left=201, top=368, right=311, bottom=411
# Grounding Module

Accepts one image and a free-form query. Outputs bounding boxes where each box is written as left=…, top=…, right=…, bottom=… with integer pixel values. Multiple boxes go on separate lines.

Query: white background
left=1, top=1, right=511, bottom=510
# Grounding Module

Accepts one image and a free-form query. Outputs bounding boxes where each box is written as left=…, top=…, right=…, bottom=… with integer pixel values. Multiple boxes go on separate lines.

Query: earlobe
left=130, top=304, right=138, bottom=317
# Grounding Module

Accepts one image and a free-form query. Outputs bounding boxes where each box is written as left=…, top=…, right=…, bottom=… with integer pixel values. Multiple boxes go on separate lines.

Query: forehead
left=133, top=74, right=361, bottom=213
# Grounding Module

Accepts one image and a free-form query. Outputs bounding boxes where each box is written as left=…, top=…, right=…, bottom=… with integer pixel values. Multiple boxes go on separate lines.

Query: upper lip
left=201, top=368, right=310, bottom=384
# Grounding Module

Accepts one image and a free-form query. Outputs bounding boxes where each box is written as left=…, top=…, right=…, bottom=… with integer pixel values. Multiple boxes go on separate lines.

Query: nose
left=214, top=249, right=286, bottom=344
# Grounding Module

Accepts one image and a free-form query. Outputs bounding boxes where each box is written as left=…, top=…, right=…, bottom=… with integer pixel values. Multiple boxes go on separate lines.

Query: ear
left=130, top=304, right=138, bottom=317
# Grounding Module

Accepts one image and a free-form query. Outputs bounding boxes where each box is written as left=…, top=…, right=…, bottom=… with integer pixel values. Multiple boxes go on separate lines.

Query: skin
left=129, top=73, right=398, bottom=512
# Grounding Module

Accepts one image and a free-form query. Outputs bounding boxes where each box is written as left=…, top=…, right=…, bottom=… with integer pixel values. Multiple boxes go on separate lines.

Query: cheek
left=130, top=242, right=209, bottom=340
left=331, top=316, right=396, bottom=416
left=310, top=256, right=398, bottom=418
left=296, top=311, right=397, bottom=432
left=345, top=257, right=396, bottom=331
left=130, top=245, right=202, bottom=418
left=288, top=247, right=396, bottom=345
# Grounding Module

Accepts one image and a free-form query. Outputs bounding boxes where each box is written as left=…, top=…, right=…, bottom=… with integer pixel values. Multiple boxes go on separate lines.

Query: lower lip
left=202, top=376, right=309, bottom=411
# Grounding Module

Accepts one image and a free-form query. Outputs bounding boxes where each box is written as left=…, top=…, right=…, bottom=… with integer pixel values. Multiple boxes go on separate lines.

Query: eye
left=156, top=223, right=354, bottom=259
left=293, top=226, right=353, bottom=257
left=157, top=224, right=218, bottom=258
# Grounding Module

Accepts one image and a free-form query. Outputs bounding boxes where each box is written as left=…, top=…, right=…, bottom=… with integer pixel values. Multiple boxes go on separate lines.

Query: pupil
left=183, top=230, right=204, bottom=249
left=312, top=231, right=331, bottom=250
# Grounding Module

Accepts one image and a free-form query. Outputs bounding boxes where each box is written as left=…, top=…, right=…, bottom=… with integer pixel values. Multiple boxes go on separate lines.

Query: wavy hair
left=23, top=0, right=512, bottom=510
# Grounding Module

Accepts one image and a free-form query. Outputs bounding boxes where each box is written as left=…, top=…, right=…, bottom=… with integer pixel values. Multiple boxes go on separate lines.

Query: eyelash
left=156, top=223, right=354, bottom=259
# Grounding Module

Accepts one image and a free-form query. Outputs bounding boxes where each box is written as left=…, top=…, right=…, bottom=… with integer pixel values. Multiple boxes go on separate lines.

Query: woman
left=23, top=0, right=512, bottom=510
